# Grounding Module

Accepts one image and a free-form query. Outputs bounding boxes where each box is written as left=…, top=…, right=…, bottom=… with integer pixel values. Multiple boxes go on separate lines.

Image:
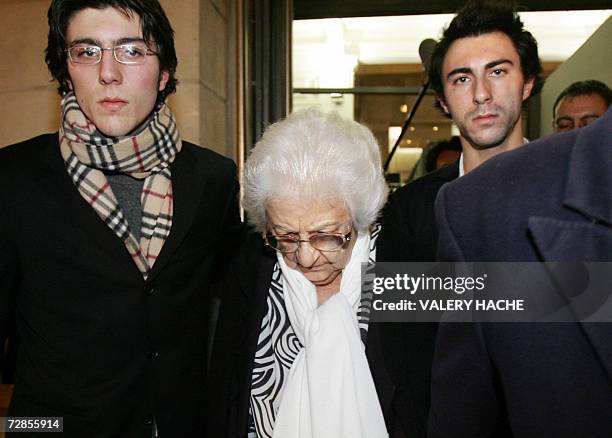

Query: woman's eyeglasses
left=265, top=229, right=352, bottom=254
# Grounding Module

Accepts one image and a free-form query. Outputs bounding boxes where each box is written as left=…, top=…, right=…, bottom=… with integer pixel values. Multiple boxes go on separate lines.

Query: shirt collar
left=458, top=137, right=529, bottom=178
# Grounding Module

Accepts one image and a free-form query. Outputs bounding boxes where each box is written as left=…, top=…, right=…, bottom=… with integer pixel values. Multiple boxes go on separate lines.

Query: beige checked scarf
left=59, top=92, right=181, bottom=278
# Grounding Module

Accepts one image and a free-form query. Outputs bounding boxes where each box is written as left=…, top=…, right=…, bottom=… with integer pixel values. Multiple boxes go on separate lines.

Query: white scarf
left=273, top=231, right=388, bottom=438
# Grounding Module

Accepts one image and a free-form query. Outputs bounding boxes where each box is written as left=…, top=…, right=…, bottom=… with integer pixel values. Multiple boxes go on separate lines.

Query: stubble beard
left=456, top=104, right=521, bottom=151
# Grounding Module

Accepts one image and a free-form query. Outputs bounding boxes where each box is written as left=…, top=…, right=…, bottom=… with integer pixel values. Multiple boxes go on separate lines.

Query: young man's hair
left=46, top=0, right=178, bottom=101
left=429, top=0, right=543, bottom=105
left=552, top=79, right=612, bottom=117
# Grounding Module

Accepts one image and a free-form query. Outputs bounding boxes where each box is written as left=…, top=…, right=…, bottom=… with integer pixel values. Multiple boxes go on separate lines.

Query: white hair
left=242, top=108, right=389, bottom=233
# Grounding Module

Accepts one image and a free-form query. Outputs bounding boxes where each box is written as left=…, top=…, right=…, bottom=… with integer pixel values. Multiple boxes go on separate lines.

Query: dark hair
left=552, top=80, right=612, bottom=117
left=429, top=0, right=543, bottom=107
left=424, top=136, right=462, bottom=173
left=46, top=0, right=178, bottom=100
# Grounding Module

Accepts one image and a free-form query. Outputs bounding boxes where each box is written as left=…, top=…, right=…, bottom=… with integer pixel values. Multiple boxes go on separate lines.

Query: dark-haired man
left=376, top=3, right=542, bottom=436
left=0, top=1, right=242, bottom=436
left=380, top=0, right=542, bottom=261
left=553, top=79, right=611, bottom=132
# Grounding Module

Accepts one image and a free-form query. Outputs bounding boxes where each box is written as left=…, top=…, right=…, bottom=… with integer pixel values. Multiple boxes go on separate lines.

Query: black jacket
left=380, top=160, right=459, bottom=262
left=0, top=133, right=243, bottom=437
left=207, top=230, right=438, bottom=438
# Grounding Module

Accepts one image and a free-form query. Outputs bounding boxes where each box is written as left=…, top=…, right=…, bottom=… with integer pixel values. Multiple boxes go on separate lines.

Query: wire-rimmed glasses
left=67, top=43, right=158, bottom=65
left=265, top=228, right=352, bottom=254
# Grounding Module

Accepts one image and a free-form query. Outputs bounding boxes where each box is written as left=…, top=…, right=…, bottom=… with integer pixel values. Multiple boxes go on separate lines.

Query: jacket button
left=143, top=415, right=153, bottom=425
left=145, top=286, right=155, bottom=296
left=149, top=351, right=159, bottom=360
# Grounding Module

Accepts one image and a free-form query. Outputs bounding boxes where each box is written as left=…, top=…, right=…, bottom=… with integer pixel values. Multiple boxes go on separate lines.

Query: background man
left=553, top=79, right=611, bottom=132
left=430, top=107, right=612, bottom=437
left=0, top=0, right=242, bottom=436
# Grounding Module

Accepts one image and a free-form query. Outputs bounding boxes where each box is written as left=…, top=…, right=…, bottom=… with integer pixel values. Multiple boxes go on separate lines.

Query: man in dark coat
left=376, top=4, right=543, bottom=434
left=0, top=1, right=242, bottom=436
left=381, top=0, right=543, bottom=262
left=429, top=108, right=612, bottom=437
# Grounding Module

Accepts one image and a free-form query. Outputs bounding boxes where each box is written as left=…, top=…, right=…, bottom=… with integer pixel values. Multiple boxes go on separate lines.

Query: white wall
left=539, top=16, right=612, bottom=137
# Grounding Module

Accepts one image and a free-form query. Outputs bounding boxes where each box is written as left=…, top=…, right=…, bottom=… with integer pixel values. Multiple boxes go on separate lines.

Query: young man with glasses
left=0, top=1, right=242, bottom=436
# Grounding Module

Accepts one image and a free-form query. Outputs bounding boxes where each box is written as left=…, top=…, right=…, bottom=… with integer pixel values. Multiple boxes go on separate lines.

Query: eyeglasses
left=67, top=43, right=158, bottom=65
left=265, top=229, right=352, bottom=254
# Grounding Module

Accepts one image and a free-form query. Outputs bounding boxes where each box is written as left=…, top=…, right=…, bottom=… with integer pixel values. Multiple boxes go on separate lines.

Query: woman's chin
left=304, top=270, right=341, bottom=287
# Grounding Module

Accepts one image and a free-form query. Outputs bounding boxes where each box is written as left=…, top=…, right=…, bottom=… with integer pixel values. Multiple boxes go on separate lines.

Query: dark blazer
left=381, top=160, right=459, bottom=262
left=430, top=109, right=612, bottom=438
left=0, top=133, right=243, bottom=437
left=207, top=230, right=438, bottom=438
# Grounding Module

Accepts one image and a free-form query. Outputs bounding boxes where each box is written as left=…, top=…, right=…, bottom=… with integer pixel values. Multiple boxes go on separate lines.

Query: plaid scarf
left=58, top=92, right=181, bottom=278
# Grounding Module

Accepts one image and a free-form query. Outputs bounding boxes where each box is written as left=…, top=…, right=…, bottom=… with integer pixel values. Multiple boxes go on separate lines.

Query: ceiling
left=292, top=11, right=611, bottom=88
left=294, top=0, right=612, bottom=19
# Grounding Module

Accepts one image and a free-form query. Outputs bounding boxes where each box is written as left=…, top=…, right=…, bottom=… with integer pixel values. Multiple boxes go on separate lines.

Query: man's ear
left=522, top=76, right=535, bottom=101
left=437, top=96, right=450, bottom=115
left=158, top=70, right=170, bottom=92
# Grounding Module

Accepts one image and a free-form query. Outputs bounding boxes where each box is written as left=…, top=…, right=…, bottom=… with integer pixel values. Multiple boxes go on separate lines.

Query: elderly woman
left=208, top=110, right=435, bottom=438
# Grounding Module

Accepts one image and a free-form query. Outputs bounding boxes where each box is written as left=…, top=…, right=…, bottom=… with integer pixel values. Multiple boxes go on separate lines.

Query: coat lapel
left=43, top=135, right=210, bottom=281
left=529, top=216, right=612, bottom=384
left=563, top=109, right=612, bottom=227
left=237, top=243, right=276, bottom=352
left=528, top=217, right=612, bottom=262
left=40, top=135, right=142, bottom=276
left=234, top=244, right=276, bottom=433
left=365, top=322, right=396, bottom=416
left=528, top=109, right=612, bottom=261
left=528, top=111, right=612, bottom=386
left=147, top=146, right=207, bottom=280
